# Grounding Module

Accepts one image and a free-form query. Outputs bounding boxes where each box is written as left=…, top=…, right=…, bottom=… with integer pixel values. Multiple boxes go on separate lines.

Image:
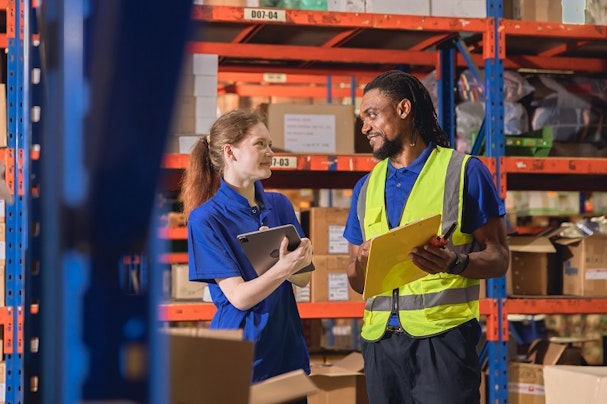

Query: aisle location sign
left=244, top=8, right=287, bottom=22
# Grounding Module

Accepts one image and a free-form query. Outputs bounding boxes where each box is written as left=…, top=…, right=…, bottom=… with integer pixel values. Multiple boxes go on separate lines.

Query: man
left=343, top=70, right=509, bottom=404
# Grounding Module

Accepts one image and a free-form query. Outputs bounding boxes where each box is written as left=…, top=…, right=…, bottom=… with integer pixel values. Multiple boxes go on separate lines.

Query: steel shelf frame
left=5, top=2, right=606, bottom=404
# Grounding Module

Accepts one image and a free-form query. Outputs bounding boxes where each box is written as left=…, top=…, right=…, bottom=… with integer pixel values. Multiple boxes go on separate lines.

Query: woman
left=181, top=110, right=313, bottom=384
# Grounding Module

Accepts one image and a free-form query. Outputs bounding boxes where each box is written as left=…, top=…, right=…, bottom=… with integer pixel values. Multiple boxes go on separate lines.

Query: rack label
left=271, top=156, right=297, bottom=169
left=244, top=8, right=287, bottom=22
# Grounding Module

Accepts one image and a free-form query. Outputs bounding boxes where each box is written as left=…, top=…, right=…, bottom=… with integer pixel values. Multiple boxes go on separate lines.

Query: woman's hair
left=364, top=70, right=450, bottom=148
left=181, top=110, right=265, bottom=218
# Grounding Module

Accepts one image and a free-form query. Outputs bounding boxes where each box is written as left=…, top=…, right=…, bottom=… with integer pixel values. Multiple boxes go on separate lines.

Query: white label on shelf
left=263, top=73, right=287, bottom=83
left=328, top=225, right=348, bottom=254
left=271, top=156, right=297, bottom=169
left=508, top=382, right=544, bottom=396
left=284, top=114, right=336, bottom=153
left=328, top=273, right=349, bottom=301
left=585, top=268, right=607, bottom=280
left=243, top=8, right=287, bottom=22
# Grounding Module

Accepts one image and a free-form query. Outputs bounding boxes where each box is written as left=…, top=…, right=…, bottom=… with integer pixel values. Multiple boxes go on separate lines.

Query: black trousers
left=361, top=320, right=481, bottom=404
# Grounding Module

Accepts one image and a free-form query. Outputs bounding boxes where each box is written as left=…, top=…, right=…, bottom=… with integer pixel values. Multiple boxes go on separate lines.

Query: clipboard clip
left=430, top=222, right=457, bottom=248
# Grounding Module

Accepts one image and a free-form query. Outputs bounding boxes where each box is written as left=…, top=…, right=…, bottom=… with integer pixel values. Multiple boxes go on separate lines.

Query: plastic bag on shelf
left=504, top=70, right=535, bottom=103
left=455, top=101, right=484, bottom=153
left=504, top=101, right=530, bottom=135
left=420, top=70, right=439, bottom=111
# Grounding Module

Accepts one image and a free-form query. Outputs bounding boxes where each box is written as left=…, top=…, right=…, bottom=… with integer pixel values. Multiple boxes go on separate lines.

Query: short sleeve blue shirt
left=343, top=144, right=506, bottom=245
left=187, top=179, right=310, bottom=382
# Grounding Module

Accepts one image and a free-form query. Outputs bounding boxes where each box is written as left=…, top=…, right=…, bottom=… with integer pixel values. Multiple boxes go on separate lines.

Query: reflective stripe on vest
left=365, top=284, right=480, bottom=312
left=360, top=146, right=480, bottom=341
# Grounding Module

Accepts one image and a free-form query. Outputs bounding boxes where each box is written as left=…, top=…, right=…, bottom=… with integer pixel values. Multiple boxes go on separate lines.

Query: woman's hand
left=278, top=236, right=313, bottom=276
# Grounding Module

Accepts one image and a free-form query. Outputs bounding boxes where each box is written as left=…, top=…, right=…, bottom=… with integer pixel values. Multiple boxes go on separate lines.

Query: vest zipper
left=391, top=288, right=398, bottom=315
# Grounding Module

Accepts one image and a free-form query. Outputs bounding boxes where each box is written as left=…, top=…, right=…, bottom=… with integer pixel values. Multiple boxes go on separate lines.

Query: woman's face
left=227, top=122, right=275, bottom=183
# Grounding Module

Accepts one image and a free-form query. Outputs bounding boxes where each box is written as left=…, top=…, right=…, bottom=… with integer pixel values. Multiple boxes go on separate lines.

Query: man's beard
left=373, top=137, right=403, bottom=160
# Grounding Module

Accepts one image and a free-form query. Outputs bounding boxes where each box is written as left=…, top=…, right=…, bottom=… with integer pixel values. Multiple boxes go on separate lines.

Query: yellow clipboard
left=362, top=214, right=442, bottom=299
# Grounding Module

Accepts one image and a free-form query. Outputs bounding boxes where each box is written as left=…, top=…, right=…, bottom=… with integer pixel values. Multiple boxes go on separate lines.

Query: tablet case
left=237, top=224, right=315, bottom=276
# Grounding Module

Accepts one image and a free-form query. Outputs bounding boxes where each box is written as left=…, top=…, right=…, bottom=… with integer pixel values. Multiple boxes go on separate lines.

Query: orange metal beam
left=505, top=54, right=607, bottom=73
left=188, top=42, right=484, bottom=68
left=218, top=64, right=404, bottom=77
left=160, top=299, right=496, bottom=321
left=507, top=298, right=607, bottom=314
left=221, top=83, right=364, bottom=98
left=188, top=42, right=438, bottom=65
left=191, top=5, right=489, bottom=33
left=537, top=40, right=590, bottom=57
left=0, top=306, right=14, bottom=354
left=409, top=33, right=455, bottom=51
left=158, top=227, right=187, bottom=240
left=504, top=157, right=607, bottom=175
left=218, top=72, right=372, bottom=84
left=502, top=19, right=607, bottom=40
left=0, top=34, right=7, bottom=48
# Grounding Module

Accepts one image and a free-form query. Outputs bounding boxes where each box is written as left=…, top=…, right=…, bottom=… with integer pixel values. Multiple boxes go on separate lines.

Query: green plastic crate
left=505, top=127, right=553, bottom=157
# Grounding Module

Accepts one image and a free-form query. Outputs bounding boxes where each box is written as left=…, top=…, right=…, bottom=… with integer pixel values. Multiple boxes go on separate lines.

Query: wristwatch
left=448, top=253, right=470, bottom=275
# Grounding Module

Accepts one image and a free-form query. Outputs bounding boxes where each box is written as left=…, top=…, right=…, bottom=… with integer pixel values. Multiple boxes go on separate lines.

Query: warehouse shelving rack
left=4, top=1, right=606, bottom=403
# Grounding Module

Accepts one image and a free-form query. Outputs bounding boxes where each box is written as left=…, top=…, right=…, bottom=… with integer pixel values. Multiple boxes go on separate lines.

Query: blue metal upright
left=29, top=0, right=192, bottom=402
left=6, top=0, right=27, bottom=401
left=438, top=39, right=456, bottom=146
left=485, top=1, right=508, bottom=402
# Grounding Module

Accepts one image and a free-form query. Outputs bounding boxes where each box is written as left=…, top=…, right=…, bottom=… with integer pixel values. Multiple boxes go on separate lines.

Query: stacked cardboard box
left=168, top=54, right=219, bottom=153
left=295, top=207, right=363, bottom=302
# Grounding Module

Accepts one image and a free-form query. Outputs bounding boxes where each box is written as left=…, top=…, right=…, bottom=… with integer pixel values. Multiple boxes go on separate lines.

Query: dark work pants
left=361, top=320, right=481, bottom=404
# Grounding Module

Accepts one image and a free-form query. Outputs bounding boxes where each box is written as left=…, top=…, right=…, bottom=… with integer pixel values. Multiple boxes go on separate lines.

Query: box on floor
left=308, top=352, right=368, bottom=404
left=169, top=328, right=317, bottom=404
left=544, top=365, right=607, bottom=404
left=508, top=339, right=583, bottom=403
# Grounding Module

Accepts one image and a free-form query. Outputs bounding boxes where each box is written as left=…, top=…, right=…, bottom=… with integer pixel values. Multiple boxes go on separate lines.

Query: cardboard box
left=262, top=103, right=355, bottom=154
left=507, top=236, right=560, bottom=296
left=303, top=254, right=362, bottom=302
left=171, top=264, right=211, bottom=301
left=509, top=339, right=583, bottom=403
left=308, top=352, right=368, bottom=404
left=169, top=328, right=318, bottom=404
left=558, top=234, right=607, bottom=297
left=544, top=365, right=607, bottom=404
left=300, top=207, right=350, bottom=255
left=366, top=0, right=430, bottom=15
left=431, top=0, right=486, bottom=17
left=504, top=0, right=563, bottom=22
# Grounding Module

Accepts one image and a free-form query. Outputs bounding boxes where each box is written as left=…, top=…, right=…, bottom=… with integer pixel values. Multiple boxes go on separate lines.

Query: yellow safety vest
left=359, top=146, right=480, bottom=341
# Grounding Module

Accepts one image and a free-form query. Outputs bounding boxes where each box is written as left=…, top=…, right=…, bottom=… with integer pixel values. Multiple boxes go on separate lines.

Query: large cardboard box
left=504, top=0, right=563, bottom=22
left=509, top=339, right=583, bottom=403
left=431, top=0, right=486, bottom=17
left=307, top=254, right=362, bottom=302
left=507, top=236, right=560, bottom=296
left=308, top=352, right=368, bottom=404
left=262, top=103, right=355, bottom=154
left=366, top=0, right=430, bottom=15
left=544, top=365, right=607, bottom=404
left=169, top=328, right=318, bottom=404
left=558, top=234, right=607, bottom=297
left=300, top=207, right=350, bottom=256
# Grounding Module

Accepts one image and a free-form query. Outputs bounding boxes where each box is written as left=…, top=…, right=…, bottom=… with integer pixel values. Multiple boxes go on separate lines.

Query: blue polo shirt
left=188, top=179, right=310, bottom=382
left=343, top=143, right=506, bottom=246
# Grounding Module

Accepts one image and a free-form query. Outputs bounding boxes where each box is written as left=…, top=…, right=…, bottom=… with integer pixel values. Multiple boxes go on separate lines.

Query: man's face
left=359, top=88, right=405, bottom=160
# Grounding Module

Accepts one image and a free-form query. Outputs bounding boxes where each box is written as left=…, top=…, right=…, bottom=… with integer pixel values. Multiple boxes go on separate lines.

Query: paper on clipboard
left=362, top=214, right=442, bottom=299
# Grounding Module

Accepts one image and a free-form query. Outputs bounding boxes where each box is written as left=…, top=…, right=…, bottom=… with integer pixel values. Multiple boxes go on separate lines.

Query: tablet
left=237, top=224, right=315, bottom=276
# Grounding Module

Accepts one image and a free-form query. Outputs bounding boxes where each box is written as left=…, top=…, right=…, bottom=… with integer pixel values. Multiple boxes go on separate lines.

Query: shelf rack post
left=485, top=0, right=508, bottom=403
left=34, top=0, right=192, bottom=402
left=438, top=38, right=456, bottom=147
left=5, top=0, right=27, bottom=401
